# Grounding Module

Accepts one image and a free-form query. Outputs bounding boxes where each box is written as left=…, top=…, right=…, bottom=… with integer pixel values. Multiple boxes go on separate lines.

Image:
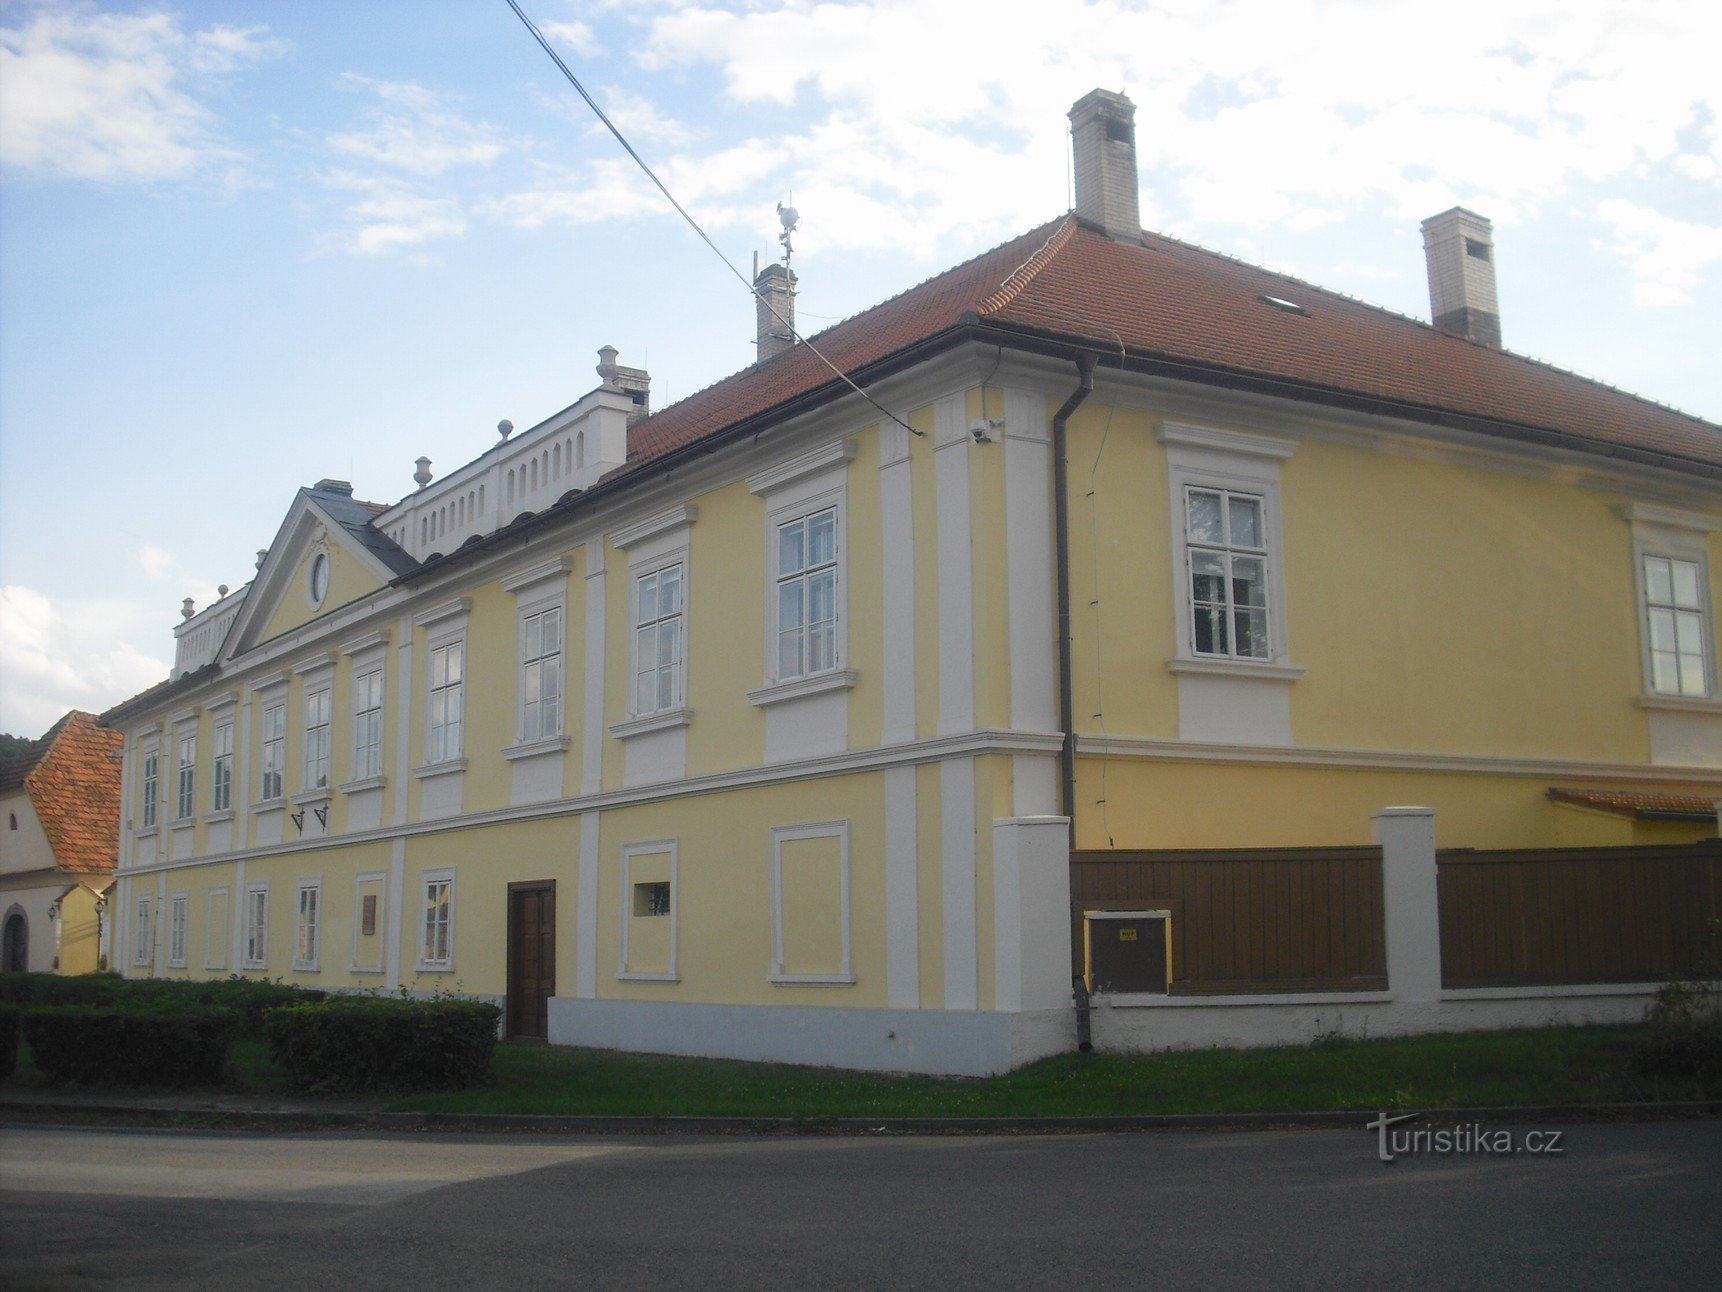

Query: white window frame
left=133, top=894, right=153, bottom=968
left=418, top=868, right=456, bottom=971
left=303, top=685, right=332, bottom=792
left=259, top=700, right=286, bottom=802
left=204, top=886, right=229, bottom=971
left=351, top=663, right=385, bottom=781
left=210, top=720, right=234, bottom=814
left=608, top=508, right=696, bottom=739
left=632, top=559, right=686, bottom=717
left=294, top=878, right=321, bottom=971
left=617, top=838, right=680, bottom=982
left=350, top=868, right=387, bottom=975
left=769, top=820, right=854, bottom=986
left=1641, top=552, right=1713, bottom=698
left=139, top=743, right=159, bottom=830
left=1623, top=505, right=1718, bottom=706
left=520, top=602, right=565, bottom=741
left=167, top=892, right=188, bottom=969
left=747, top=441, right=857, bottom=706
left=174, top=730, right=197, bottom=822
left=243, top=882, right=269, bottom=970
left=1160, top=423, right=1300, bottom=677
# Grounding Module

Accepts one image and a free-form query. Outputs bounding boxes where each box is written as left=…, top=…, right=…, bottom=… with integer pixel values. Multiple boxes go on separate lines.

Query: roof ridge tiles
left=975, top=216, right=1078, bottom=316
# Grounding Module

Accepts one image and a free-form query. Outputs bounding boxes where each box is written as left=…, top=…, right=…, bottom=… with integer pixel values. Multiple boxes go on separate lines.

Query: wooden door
left=507, top=882, right=555, bottom=1040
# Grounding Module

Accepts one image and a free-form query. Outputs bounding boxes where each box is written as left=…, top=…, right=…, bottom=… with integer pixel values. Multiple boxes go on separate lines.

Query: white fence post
left=992, top=815, right=1073, bottom=1013
left=1373, top=806, right=1441, bottom=1005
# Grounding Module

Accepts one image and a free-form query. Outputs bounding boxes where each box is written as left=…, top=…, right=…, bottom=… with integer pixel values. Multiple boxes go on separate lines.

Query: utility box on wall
left=1084, top=909, right=1171, bottom=994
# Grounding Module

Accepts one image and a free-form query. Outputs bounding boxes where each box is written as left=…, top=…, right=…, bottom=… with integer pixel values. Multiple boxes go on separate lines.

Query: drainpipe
left=1052, top=354, right=1097, bottom=843
left=1053, top=355, right=1097, bottom=1054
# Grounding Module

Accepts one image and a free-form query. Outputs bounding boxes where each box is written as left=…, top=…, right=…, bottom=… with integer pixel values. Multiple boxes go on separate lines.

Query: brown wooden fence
left=1437, top=841, right=1722, bottom=988
left=1070, top=847, right=1387, bottom=994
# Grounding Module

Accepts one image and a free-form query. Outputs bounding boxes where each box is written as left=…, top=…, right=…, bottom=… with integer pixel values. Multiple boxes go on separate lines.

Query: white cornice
left=413, top=597, right=471, bottom=630
left=339, top=629, right=392, bottom=657
left=747, top=438, right=857, bottom=496
left=1165, top=658, right=1306, bottom=681
left=1158, top=421, right=1297, bottom=461
left=204, top=695, right=238, bottom=714
left=608, top=506, right=698, bottom=552
left=501, top=555, right=575, bottom=595
left=608, top=708, right=694, bottom=740
left=247, top=670, right=289, bottom=696
left=293, top=650, right=338, bottom=678
left=1621, top=501, right=1720, bottom=534
left=169, top=705, right=201, bottom=726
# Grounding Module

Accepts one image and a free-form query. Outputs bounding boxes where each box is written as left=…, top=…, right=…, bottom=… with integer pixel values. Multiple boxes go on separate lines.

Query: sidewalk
left=4, top=1084, right=1718, bottom=1136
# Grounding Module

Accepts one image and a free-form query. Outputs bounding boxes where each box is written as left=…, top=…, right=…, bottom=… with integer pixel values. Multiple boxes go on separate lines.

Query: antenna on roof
left=777, top=199, right=799, bottom=269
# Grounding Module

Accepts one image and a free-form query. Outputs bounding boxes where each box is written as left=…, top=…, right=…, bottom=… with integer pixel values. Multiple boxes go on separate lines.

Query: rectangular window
left=421, top=873, right=453, bottom=969
left=133, top=895, right=153, bottom=967
left=428, top=641, right=464, bottom=763
left=1185, top=486, right=1270, bottom=661
left=352, top=667, right=384, bottom=779
left=1644, top=554, right=1711, bottom=697
left=168, top=894, right=188, bottom=968
left=521, top=606, right=563, bottom=739
left=634, top=565, right=683, bottom=713
left=775, top=508, right=838, bottom=679
left=304, top=687, right=331, bottom=790
left=260, top=702, right=286, bottom=801
left=295, top=881, right=320, bottom=970
left=211, top=721, right=234, bottom=812
left=140, top=748, right=158, bottom=829
left=633, top=881, right=671, bottom=917
left=244, top=885, right=269, bottom=969
left=175, top=732, right=196, bottom=820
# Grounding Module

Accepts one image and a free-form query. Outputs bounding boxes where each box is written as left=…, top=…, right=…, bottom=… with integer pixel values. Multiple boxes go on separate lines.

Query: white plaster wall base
left=620, top=725, right=687, bottom=787
left=346, top=786, right=383, bottom=832
left=1647, top=707, right=1722, bottom=768
left=547, top=998, right=1072, bottom=1077
left=508, top=747, right=567, bottom=806
left=761, top=685, right=849, bottom=763
left=1175, top=670, right=1293, bottom=746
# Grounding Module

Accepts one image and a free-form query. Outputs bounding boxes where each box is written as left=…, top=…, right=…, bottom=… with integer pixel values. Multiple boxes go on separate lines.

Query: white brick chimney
left=1421, top=207, right=1502, bottom=347
left=755, top=262, right=796, bottom=363
left=1069, top=89, right=1141, bottom=239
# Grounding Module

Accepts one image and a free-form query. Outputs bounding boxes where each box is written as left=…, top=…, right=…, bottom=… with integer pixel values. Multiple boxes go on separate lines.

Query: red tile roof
left=625, top=216, right=1722, bottom=473
left=2, top=711, right=122, bottom=873
left=1548, top=788, right=1719, bottom=821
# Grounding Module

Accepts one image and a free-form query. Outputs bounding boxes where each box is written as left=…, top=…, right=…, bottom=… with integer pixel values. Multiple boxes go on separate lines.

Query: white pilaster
left=581, top=540, right=608, bottom=795
left=992, top=815, right=1074, bottom=1013
left=386, top=839, right=404, bottom=990
left=1373, top=806, right=1441, bottom=1004
left=933, top=395, right=974, bottom=736
left=879, top=419, right=917, bottom=746
left=576, top=808, right=600, bottom=997
left=940, top=755, right=978, bottom=1010
left=884, top=763, right=920, bottom=1008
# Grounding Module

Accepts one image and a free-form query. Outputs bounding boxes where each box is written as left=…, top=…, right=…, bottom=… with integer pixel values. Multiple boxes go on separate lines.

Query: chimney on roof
left=1421, top=207, right=1502, bottom=347
left=595, top=345, right=652, bottom=426
left=1069, top=89, right=1141, bottom=239
left=754, top=262, right=796, bottom=363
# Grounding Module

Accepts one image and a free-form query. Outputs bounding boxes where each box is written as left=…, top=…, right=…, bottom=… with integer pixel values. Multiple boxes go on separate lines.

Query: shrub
left=23, top=1003, right=238, bottom=1087
left=126, top=977, right=325, bottom=1038
left=264, top=997, right=500, bottom=1094
left=1638, top=918, right=1722, bottom=1077
left=0, top=972, right=124, bottom=1010
left=0, top=1005, right=18, bottom=1081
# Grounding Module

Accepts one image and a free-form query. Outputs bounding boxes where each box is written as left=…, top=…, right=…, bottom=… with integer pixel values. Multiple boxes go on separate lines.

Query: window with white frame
left=1185, top=486, right=1271, bottom=661
left=303, top=686, right=331, bottom=791
left=260, top=702, right=286, bottom=801
left=175, top=732, right=196, bottom=820
left=352, top=666, right=384, bottom=779
left=1643, top=554, right=1713, bottom=698
left=420, top=871, right=454, bottom=969
left=133, top=895, right=153, bottom=967
left=521, top=605, right=563, bottom=739
left=243, top=884, right=269, bottom=969
left=140, top=746, right=159, bottom=829
left=634, top=564, right=683, bottom=713
left=775, top=508, right=838, bottom=679
left=210, top=721, right=234, bottom=812
left=168, top=893, right=188, bottom=968
left=295, top=880, right=320, bottom=970
left=427, top=640, right=464, bottom=763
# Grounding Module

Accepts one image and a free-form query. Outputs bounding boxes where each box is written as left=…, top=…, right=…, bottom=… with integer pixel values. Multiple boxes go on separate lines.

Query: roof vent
left=1421, top=207, right=1502, bottom=347
left=1069, top=89, right=1141, bottom=239
left=1259, top=294, right=1310, bottom=316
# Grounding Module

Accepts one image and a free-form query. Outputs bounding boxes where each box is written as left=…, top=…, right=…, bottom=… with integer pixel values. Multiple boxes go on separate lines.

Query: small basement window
left=1258, top=295, right=1310, bottom=317
left=633, top=881, right=671, bottom=917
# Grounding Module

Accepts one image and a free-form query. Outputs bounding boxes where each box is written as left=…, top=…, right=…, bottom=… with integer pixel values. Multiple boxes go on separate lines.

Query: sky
left=1, top=0, right=1718, bottom=738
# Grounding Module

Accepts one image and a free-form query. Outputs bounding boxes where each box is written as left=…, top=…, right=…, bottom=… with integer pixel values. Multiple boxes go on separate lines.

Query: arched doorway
left=1, top=908, right=27, bottom=973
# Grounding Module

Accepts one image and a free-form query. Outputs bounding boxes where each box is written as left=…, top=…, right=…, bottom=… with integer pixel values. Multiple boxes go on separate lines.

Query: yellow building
left=104, top=91, right=1721, bottom=1072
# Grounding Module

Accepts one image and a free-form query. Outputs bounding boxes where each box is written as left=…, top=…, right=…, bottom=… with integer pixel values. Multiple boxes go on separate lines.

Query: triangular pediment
left=219, top=482, right=414, bottom=663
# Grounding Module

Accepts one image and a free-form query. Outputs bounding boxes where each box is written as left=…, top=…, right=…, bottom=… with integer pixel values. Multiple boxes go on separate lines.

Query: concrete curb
left=3, top=1098, right=1718, bottom=1136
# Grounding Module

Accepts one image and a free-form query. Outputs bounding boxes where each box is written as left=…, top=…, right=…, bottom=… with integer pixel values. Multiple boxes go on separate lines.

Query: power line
left=502, top=0, right=923, bottom=437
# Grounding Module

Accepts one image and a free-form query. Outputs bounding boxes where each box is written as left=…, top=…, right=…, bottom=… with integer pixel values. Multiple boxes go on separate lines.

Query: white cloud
left=1594, top=199, right=1722, bottom=307
left=139, top=545, right=177, bottom=581
left=0, top=586, right=169, bottom=735
left=0, top=5, right=282, bottom=182
left=540, top=20, right=600, bottom=57
left=329, top=75, right=512, bottom=175
left=318, top=171, right=467, bottom=257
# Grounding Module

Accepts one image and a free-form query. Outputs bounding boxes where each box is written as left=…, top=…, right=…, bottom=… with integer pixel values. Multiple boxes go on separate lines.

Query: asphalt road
left=2, top=1121, right=1718, bottom=1289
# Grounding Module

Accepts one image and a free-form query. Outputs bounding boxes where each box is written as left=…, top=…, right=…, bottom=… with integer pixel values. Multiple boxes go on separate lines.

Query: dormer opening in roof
left=1421, top=207, right=1502, bottom=347
left=1069, top=89, right=1141, bottom=240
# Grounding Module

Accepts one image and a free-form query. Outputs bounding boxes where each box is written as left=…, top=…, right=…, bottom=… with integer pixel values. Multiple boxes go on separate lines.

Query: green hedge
left=265, top=998, right=500, bottom=1094
left=0, top=974, right=322, bottom=1037
left=23, top=1003, right=238, bottom=1087
left=0, top=1005, right=18, bottom=1081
